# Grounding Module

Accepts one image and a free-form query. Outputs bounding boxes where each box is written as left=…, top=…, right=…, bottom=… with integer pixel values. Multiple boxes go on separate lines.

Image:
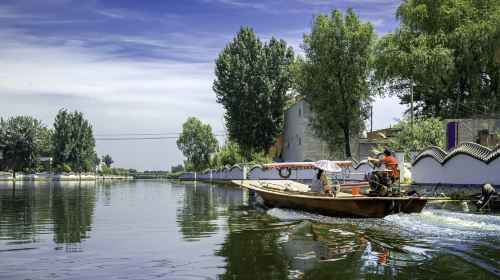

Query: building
left=445, top=119, right=499, bottom=150
left=358, top=127, right=401, bottom=159
left=281, top=97, right=359, bottom=162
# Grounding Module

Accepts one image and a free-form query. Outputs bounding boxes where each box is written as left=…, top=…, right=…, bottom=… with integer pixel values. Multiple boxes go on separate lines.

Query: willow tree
left=375, top=0, right=500, bottom=118
left=296, top=8, right=376, bottom=158
left=213, top=27, right=294, bottom=159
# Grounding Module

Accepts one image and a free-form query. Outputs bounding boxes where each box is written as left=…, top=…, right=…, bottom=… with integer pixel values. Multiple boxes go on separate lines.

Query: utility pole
left=410, top=78, right=414, bottom=149
left=410, top=78, right=414, bottom=130
left=370, top=105, right=373, bottom=133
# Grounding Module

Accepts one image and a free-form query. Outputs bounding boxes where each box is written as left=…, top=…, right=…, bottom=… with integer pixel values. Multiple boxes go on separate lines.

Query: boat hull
left=235, top=180, right=427, bottom=218
left=258, top=190, right=426, bottom=218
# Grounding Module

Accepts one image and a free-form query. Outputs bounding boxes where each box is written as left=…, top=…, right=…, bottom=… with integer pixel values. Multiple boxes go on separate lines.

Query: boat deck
left=232, top=180, right=448, bottom=201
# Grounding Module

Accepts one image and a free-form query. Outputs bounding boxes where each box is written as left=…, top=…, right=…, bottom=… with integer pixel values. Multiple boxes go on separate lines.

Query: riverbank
left=0, top=172, right=131, bottom=181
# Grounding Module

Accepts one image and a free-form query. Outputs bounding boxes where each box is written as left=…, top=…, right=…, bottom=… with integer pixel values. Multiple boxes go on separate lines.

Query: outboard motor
left=476, top=183, right=496, bottom=211
left=367, top=160, right=400, bottom=197
left=368, top=170, right=393, bottom=197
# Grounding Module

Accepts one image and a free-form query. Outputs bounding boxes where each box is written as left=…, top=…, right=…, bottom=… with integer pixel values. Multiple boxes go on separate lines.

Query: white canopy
left=313, top=160, right=342, bottom=173
left=262, top=160, right=351, bottom=173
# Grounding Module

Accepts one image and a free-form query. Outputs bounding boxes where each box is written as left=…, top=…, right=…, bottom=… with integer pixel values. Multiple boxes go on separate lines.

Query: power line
left=95, top=134, right=227, bottom=141
left=95, top=131, right=226, bottom=137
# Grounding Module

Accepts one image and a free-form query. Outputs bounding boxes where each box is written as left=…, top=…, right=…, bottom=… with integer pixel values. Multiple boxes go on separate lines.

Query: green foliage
left=100, top=164, right=112, bottom=175
left=249, top=152, right=273, bottom=164
left=384, top=116, right=444, bottom=160
left=52, top=109, right=96, bottom=173
left=102, top=154, right=113, bottom=167
left=375, top=0, right=500, bottom=118
left=0, top=116, right=47, bottom=172
left=295, top=8, right=376, bottom=158
left=213, top=141, right=241, bottom=167
left=39, top=128, right=53, bottom=158
left=177, top=117, right=218, bottom=172
left=171, top=164, right=184, bottom=173
left=213, top=27, right=295, bottom=159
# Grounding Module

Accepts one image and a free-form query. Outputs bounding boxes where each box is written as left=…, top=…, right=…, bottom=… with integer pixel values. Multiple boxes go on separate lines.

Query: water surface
left=0, top=180, right=498, bottom=279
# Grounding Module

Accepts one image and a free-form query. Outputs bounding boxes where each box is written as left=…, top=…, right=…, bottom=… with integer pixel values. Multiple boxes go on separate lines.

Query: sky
left=0, top=0, right=407, bottom=171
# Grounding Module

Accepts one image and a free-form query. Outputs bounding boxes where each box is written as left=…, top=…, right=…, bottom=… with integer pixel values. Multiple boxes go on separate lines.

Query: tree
left=213, top=141, right=241, bottom=167
left=375, top=0, right=500, bottom=118
left=52, top=109, right=96, bottom=173
left=102, top=154, right=113, bottom=167
left=176, top=117, right=218, bottom=172
left=213, top=27, right=294, bottom=159
left=384, top=116, right=444, bottom=160
left=295, top=8, right=376, bottom=158
left=0, top=116, right=47, bottom=173
left=39, top=128, right=53, bottom=158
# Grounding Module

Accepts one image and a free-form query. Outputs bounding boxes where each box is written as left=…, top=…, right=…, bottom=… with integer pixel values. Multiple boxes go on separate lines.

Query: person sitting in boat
left=368, top=148, right=400, bottom=180
left=311, top=169, right=332, bottom=195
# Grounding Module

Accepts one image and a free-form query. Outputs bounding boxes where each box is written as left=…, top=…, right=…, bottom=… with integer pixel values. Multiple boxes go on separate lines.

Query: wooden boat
left=233, top=180, right=430, bottom=218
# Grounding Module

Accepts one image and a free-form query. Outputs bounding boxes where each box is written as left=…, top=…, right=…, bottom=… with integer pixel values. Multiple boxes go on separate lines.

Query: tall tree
left=0, top=116, right=47, bottom=173
left=52, top=109, right=96, bottom=172
left=375, top=0, right=500, bottom=118
left=295, top=8, right=376, bottom=158
left=102, top=154, right=113, bottom=167
left=176, top=117, right=218, bottom=172
left=213, top=27, right=294, bottom=159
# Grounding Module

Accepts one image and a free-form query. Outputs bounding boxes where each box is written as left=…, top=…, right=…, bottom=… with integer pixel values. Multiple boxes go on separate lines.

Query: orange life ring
left=278, top=168, right=292, bottom=179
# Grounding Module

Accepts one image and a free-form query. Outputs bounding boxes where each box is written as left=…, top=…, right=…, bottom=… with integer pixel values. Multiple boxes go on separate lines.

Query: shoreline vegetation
left=0, top=171, right=182, bottom=181
left=0, top=172, right=131, bottom=181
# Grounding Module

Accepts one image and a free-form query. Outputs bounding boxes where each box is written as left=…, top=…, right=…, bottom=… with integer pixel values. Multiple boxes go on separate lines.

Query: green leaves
left=52, top=109, right=96, bottom=172
left=102, top=154, right=113, bottom=167
left=0, top=116, right=47, bottom=173
left=212, top=141, right=241, bottom=167
left=296, top=8, right=375, bottom=158
left=384, top=116, right=445, bottom=160
left=376, top=0, right=500, bottom=118
left=177, top=117, right=218, bottom=172
left=213, top=27, right=294, bottom=159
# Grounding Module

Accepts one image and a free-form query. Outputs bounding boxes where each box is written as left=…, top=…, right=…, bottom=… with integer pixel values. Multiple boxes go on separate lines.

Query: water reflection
left=0, top=181, right=98, bottom=251
left=175, top=182, right=245, bottom=241
left=0, top=181, right=499, bottom=279
left=217, top=207, right=291, bottom=279
left=267, top=207, right=500, bottom=279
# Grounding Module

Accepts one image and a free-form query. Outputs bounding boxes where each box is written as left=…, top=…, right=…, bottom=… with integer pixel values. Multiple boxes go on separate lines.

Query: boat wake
left=266, top=207, right=500, bottom=240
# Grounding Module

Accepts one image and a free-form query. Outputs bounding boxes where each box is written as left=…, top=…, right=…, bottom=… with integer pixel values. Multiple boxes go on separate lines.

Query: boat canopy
left=262, top=160, right=352, bottom=173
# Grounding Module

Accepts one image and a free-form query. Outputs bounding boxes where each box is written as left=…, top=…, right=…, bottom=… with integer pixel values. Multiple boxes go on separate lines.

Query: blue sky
left=0, top=0, right=406, bottom=171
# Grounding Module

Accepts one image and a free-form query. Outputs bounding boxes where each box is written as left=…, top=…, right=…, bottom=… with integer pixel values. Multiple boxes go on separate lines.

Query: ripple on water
left=267, top=207, right=500, bottom=240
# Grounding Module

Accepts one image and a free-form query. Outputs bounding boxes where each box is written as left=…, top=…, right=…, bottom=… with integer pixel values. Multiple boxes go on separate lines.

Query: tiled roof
left=414, top=142, right=500, bottom=165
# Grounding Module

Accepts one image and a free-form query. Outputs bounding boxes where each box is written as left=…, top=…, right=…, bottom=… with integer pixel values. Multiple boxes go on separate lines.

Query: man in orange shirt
left=368, top=149, right=400, bottom=180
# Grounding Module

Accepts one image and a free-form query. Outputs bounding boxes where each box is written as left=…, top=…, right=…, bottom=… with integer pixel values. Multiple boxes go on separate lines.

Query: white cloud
left=0, top=27, right=225, bottom=170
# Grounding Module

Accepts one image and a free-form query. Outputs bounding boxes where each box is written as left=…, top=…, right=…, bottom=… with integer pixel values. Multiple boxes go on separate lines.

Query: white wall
left=227, top=166, right=245, bottom=180
left=0, top=173, right=13, bottom=179
left=346, top=162, right=372, bottom=181
left=413, top=155, right=500, bottom=185
left=248, top=166, right=282, bottom=180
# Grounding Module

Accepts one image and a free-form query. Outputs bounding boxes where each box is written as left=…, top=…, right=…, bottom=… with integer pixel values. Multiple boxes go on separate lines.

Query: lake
left=0, top=180, right=499, bottom=279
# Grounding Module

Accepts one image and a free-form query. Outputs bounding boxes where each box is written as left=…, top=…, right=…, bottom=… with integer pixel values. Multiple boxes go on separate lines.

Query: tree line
left=0, top=109, right=98, bottom=174
left=177, top=0, right=499, bottom=171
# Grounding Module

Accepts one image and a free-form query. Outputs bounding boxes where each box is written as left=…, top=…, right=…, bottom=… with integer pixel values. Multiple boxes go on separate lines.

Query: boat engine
left=476, top=183, right=496, bottom=211
left=368, top=168, right=400, bottom=197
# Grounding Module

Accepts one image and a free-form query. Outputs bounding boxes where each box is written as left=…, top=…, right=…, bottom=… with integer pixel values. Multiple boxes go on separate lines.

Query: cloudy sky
left=0, top=0, right=406, bottom=171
